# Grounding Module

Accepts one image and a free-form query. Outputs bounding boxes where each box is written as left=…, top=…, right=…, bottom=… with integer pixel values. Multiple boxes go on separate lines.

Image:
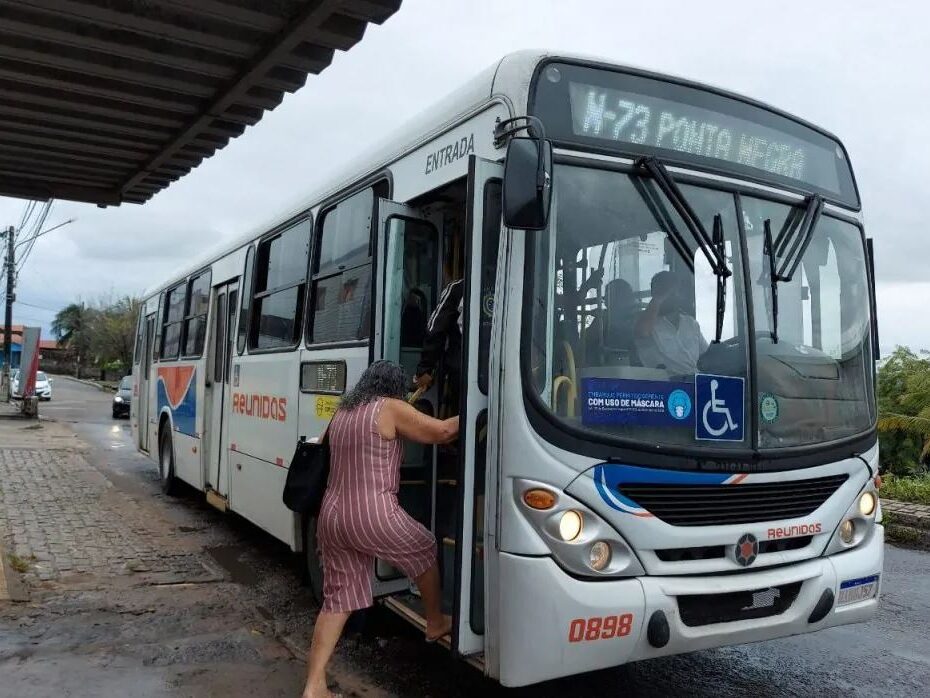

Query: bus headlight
left=559, top=510, right=583, bottom=541
left=824, top=480, right=880, bottom=555
left=514, top=478, right=645, bottom=578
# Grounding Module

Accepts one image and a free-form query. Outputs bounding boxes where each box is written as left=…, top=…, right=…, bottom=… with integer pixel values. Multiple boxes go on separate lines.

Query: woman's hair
left=340, top=360, right=408, bottom=410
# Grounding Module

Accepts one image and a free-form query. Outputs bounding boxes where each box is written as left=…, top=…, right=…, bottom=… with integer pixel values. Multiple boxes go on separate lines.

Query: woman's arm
left=382, top=399, right=459, bottom=444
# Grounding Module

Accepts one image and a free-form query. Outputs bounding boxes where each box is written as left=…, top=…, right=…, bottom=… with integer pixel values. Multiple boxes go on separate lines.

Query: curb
left=54, top=374, right=111, bottom=392
left=882, top=497, right=930, bottom=549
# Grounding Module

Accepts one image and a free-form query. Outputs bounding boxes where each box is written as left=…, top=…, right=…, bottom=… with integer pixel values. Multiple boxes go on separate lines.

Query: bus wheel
left=158, top=428, right=179, bottom=496
left=303, top=515, right=324, bottom=604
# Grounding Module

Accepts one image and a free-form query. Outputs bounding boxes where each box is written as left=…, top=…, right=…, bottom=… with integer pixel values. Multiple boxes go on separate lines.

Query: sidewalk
left=0, top=417, right=219, bottom=590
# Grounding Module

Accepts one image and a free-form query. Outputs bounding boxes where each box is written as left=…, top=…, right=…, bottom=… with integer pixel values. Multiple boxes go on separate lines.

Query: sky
left=0, top=0, right=926, bottom=354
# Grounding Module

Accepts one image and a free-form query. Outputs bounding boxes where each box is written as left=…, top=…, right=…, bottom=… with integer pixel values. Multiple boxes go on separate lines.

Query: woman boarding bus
left=132, top=51, right=881, bottom=687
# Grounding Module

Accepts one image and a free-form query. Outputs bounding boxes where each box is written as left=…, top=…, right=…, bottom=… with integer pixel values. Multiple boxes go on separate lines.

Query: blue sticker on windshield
left=581, top=378, right=694, bottom=427
left=695, top=373, right=745, bottom=441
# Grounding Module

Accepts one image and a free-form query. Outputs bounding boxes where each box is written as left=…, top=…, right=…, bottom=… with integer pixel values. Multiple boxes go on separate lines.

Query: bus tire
left=158, top=426, right=179, bottom=497
left=303, top=514, right=325, bottom=604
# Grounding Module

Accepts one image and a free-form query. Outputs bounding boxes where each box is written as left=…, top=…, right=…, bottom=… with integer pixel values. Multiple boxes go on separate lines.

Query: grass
left=881, top=473, right=930, bottom=506
left=7, top=553, right=34, bottom=573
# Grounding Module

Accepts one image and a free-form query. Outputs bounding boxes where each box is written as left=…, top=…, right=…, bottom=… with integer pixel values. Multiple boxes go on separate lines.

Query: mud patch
left=205, top=546, right=261, bottom=586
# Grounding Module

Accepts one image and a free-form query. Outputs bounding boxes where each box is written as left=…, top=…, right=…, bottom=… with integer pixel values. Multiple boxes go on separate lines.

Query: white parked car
left=11, top=369, right=52, bottom=400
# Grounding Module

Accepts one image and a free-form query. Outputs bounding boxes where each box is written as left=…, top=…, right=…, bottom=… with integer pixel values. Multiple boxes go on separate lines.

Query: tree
left=51, top=302, right=94, bottom=377
left=89, top=296, right=140, bottom=372
left=877, top=346, right=930, bottom=474
left=53, top=296, right=140, bottom=377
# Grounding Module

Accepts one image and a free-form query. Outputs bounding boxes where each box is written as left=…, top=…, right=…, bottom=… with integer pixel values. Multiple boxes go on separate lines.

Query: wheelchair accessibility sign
left=695, top=373, right=745, bottom=442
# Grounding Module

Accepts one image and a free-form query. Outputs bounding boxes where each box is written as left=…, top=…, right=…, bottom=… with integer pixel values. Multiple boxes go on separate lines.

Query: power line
left=15, top=300, right=59, bottom=312
left=17, top=201, right=54, bottom=272
left=18, top=200, right=36, bottom=235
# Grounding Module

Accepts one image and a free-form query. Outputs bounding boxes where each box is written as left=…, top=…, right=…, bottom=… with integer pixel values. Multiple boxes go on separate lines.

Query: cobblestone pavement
left=0, top=447, right=219, bottom=586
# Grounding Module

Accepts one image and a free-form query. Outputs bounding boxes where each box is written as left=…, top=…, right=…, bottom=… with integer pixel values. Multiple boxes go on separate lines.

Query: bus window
left=237, top=245, right=254, bottom=354
left=183, top=270, right=211, bottom=357
left=382, top=216, right=439, bottom=374
left=133, top=311, right=144, bottom=365
left=249, top=219, right=311, bottom=350
left=310, top=183, right=387, bottom=344
left=160, top=282, right=187, bottom=360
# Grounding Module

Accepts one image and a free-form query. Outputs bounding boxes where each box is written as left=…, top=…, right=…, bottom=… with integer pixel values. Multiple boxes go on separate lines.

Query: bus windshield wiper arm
left=773, top=194, right=824, bottom=282
left=763, top=219, right=779, bottom=343
left=637, top=157, right=731, bottom=343
left=636, top=157, right=731, bottom=279
left=764, top=195, right=823, bottom=343
left=712, top=214, right=727, bottom=343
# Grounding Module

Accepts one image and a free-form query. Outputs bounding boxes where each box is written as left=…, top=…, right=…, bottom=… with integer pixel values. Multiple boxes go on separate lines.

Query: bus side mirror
left=502, top=137, right=553, bottom=231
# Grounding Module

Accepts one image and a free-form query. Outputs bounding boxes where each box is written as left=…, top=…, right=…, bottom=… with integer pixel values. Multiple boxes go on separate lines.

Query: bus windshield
left=526, top=164, right=874, bottom=453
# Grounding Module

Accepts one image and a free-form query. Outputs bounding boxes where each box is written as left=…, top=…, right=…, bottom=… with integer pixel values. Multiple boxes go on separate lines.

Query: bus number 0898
left=568, top=614, right=634, bottom=643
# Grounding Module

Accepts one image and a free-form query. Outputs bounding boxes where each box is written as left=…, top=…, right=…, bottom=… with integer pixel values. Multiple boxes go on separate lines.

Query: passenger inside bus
left=634, top=269, right=708, bottom=375
left=414, top=268, right=464, bottom=415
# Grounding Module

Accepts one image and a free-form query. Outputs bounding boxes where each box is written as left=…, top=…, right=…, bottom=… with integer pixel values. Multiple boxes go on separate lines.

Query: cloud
left=0, top=0, right=926, bottom=352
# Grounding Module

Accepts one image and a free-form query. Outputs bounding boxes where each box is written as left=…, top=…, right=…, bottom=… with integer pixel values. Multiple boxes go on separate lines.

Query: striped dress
left=317, top=398, right=437, bottom=613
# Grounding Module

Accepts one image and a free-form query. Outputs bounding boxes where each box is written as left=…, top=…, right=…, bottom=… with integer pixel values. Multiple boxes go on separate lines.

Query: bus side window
left=248, top=219, right=311, bottom=351
left=182, top=270, right=211, bottom=358
left=308, top=181, right=388, bottom=344
left=160, top=282, right=187, bottom=360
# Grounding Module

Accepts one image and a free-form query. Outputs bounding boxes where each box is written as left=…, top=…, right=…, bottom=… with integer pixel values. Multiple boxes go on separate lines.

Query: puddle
left=205, top=546, right=261, bottom=586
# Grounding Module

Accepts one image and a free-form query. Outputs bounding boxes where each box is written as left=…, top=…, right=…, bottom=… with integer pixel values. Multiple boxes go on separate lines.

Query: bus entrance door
left=373, top=200, right=443, bottom=598
left=451, top=155, right=503, bottom=656
left=205, top=279, right=238, bottom=503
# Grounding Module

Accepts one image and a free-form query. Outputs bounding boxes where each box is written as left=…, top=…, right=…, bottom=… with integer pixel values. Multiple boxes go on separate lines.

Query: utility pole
left=2, top=225, right=14, bottom=401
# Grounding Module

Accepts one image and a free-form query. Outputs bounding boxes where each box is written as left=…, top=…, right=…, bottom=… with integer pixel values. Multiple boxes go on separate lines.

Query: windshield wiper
left=637, top=157, right=731, bottom=280
left=764, top=194, right=824, bottom=344
left=763, top=219, right=779, bottom=343
left=636, top=157, right=731, bottom=343
left=712, top=214, right=727, bottom=343
left=773, top=194, right=824, bottom=281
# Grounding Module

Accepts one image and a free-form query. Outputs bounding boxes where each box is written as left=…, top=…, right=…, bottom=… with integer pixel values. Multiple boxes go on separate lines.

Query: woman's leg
left=415, top=562, right=452, bottom=640
left=303, top=610, right=350, bottom=698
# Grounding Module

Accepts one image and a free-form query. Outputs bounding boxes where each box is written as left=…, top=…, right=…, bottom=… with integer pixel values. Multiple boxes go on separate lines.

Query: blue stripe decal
left=592, top=463, right=738, bottom=517
left=840, top=574, right=879, bottom=590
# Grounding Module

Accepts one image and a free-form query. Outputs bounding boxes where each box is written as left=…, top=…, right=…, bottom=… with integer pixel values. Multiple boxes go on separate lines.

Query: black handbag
left=282, top=427, right=331, bottom=516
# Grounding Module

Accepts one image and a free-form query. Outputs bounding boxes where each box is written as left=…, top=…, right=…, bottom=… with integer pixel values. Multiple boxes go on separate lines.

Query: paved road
left=8, top=376, right=930, bottom=696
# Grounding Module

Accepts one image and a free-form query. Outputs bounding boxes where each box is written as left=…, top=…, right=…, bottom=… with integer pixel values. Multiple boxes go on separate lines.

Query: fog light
left=559, top=510, right=583, bottom=541
left=589, top=541, right=611, bottom=571
left=859, top=491, right=876, bottom=516
left=839, top=519, right=855, bottom=544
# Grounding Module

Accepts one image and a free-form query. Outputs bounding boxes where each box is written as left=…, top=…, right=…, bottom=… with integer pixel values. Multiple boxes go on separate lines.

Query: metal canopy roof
left=0, top=0, right=402, bottom=206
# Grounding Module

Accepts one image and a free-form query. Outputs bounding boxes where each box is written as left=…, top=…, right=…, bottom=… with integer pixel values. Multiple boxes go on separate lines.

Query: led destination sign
left=571, top=82, right=815, bottom=184
left=531, top=63, right=858, bottom=206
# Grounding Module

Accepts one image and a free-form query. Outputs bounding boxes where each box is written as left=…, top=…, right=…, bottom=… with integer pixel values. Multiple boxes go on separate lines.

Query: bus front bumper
left=496, top=525, right=883, bottom=687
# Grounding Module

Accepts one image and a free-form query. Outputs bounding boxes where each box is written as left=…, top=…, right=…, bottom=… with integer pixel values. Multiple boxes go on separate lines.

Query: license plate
left=837, top=574, right=879, bottom=606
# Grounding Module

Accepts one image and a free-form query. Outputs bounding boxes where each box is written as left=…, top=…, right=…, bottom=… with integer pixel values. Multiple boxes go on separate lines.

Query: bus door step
left=206, top=489, right=228, bottom=512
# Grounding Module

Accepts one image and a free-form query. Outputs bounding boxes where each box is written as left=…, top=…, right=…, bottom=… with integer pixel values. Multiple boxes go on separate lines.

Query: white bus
left=132, top=51, right=883, bottom=686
